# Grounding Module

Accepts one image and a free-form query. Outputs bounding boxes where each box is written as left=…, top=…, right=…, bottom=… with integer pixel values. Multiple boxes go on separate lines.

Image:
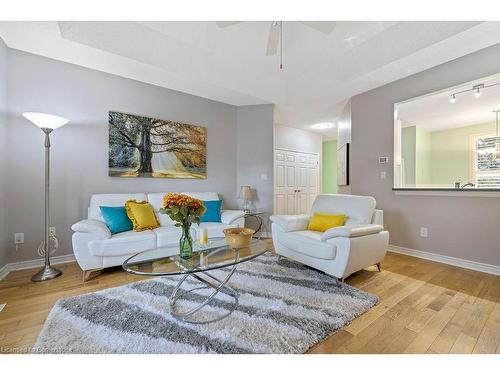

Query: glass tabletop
left=123, top=237, right=269, bottom=276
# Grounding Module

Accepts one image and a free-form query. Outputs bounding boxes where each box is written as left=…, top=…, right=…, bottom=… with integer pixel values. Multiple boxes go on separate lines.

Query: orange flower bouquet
left=159, top=193, right=206, bottom=259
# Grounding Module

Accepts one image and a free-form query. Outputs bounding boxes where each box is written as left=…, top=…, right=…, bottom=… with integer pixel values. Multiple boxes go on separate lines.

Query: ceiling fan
left=216, top=21, right=336, bottom=70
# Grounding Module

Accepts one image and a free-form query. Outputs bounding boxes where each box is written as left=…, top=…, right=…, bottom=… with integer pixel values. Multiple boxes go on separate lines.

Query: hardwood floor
left=0, top=243, right=499, bottom=354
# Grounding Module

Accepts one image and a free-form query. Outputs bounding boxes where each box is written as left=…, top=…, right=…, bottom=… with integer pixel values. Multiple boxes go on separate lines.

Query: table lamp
left=23, top=112, right=69, bottom=282
left=238, top=185, right=254, bottom=213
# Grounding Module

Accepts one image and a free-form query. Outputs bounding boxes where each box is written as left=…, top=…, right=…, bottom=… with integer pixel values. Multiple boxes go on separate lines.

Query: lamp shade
left=238, top=186, right=254, bottom=199
left=22, top=112, right=69, bottom=130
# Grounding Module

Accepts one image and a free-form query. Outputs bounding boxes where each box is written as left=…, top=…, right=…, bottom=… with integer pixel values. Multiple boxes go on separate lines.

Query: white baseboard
left=388, top=245, right=500, bottom=276
left=0, top=254, right=76, bottom=280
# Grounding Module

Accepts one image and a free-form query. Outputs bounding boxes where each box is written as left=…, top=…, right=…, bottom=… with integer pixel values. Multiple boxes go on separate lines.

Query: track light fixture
left=449, top=82, right=500, bottom=103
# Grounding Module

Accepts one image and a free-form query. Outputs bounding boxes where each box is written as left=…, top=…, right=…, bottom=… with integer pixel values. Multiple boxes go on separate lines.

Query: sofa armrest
left=221, top=210, right=246, bottom=225
left=270, top=214, right=310, bottom=232
left=321, top=224, right=383, bottom=241
left=71, top=219, right=111, bottom=239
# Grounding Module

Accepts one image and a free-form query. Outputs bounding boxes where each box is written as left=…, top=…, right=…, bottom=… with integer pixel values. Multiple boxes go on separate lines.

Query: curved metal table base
left=169, top=264, right=239, bottom=324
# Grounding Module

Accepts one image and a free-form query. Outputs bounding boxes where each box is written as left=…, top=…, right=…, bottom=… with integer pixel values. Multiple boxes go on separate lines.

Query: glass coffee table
left=123, top=238, right=269, bottom=324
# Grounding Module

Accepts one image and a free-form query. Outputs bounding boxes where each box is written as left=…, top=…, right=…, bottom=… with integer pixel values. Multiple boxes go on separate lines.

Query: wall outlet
left=380, top=171, right=387, bottom=180
left=420, top=227, right=428, bottom=238
left=14, top=233, right=24, bottom=244
left=49, top=227, right=56, bottom=236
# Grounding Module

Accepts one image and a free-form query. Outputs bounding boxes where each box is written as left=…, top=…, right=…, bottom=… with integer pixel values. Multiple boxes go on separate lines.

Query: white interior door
left=274, top=149, right=319, bottom=215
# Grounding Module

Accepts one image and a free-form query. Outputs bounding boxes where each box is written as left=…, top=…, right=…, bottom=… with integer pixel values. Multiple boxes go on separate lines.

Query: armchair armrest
left=221, top=210, right=246, bottom=225
left=71, top=219, right=112, bottom=239
left=321, top=224, right=383, bottom=241
left=270, top=214, right=310, bottom=232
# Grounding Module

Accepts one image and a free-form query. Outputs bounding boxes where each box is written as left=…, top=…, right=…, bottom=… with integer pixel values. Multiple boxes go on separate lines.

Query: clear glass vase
left=179, top=225, right=193, bottom=259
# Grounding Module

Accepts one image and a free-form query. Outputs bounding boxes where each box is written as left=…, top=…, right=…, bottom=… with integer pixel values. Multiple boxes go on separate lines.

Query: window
left=472, top=135, right=500, bottom=188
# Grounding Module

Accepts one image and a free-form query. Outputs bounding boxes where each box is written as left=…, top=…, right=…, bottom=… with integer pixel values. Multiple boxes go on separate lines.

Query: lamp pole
left=31, top=127, right=62, bottom=282
left=23, top=112, right=68, bottom=282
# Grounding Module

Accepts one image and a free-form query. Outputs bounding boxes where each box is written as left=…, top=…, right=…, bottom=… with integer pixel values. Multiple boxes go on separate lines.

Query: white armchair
left=270, top=194, right=389, bottom=281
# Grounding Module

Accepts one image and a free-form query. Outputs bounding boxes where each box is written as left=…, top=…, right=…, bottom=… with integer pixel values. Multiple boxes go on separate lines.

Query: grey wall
left=351, top=43, right=500, bottom=266
left=0, top=37, right=8, bottom=269
left=237, top=105, right=274, bottom=230
left=5, top=48, right=248, bottom=264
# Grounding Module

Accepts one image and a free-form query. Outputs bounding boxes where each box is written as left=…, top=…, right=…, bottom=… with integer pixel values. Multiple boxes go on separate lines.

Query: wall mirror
left=394, top=73, right=500, bottom=190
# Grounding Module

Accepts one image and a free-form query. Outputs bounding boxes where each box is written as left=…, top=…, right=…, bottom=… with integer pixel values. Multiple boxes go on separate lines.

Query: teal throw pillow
left=100, top=206, right=133, bottom=234
left=200, top=200, right=222, bottom=223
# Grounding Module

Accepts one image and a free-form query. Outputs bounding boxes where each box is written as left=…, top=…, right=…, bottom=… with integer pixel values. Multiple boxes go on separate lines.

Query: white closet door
left=274, top=151, right=287, bottom=215
left=285, top=152, right=298, bottom=214
left=274, top=149, right=319, bottom=215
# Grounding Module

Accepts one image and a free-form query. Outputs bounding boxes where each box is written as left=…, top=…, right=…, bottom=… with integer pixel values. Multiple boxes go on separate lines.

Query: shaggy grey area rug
left=33, top=254, right=377, bottom=353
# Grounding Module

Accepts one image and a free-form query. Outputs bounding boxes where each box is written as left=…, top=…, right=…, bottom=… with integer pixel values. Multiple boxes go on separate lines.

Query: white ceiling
left=398, top=74, right=500, bottom=132
left=2, top=21, right=500, bottom=138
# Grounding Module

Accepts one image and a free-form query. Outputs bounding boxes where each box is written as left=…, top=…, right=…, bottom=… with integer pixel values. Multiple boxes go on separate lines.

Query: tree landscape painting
left=108, top=111, right=207, bottom=179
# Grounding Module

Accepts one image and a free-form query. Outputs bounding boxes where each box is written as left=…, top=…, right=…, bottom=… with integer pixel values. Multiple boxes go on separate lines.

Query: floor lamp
left=23, top=112, right=69, bottom=282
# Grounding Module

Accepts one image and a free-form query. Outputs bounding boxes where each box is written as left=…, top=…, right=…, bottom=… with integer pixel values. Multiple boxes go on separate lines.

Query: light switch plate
left=380, top=171, right=387, bottom=180
left=260, top=173, right=268, bottom=181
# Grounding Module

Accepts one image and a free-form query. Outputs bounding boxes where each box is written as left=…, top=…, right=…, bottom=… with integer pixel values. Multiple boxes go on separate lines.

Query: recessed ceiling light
left=311, top=122, right=334, bottom=130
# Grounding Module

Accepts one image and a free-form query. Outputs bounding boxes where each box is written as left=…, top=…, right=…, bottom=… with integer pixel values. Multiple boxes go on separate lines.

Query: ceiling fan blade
left=266, top=22, right=281, bottom=56
left=215, top=21, right=242, bottom=28
left=301, top=21, right=336, bottom=34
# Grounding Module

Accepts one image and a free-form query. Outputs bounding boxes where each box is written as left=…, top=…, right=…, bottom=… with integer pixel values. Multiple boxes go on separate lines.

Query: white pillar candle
left=199, top=227, right=208, bottom=246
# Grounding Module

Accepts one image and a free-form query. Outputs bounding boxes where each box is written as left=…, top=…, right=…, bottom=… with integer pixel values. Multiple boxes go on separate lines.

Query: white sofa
left=72, top=192, right=245, bottom=277
left=270, top=194, right=389, bottom=281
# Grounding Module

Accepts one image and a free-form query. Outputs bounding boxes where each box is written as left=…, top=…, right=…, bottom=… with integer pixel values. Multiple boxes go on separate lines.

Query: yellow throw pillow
left=125, top=200, right=160, bottom=231
left=308, top=212, right=346, bottom=232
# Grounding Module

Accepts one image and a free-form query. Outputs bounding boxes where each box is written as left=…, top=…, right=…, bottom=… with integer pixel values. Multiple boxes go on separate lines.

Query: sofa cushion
left=276, top=230, right=337, bottom=260
left=311, top=194, right=376, bottom=225
left=197, top=222, right=231, bottom=238
left=148, top=192, right=221, bottom=227
left=146, top=193, right=175, bottom=227
left=182, top=192, right=220, bottom=201
left=88, top=229, right=156, bottom=257
left=153, top=227, right=183, bottom=248
left=89, top=194, right=147, bottom=221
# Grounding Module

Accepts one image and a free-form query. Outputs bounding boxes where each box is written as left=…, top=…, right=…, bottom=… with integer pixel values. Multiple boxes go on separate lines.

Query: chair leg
left=277, top=255, right=283, bottom=262
left=82, top=268, right=103, bottom=282
left=376, top=262, right=382, bottom=272
left=332, top=276, right=343, bottom=287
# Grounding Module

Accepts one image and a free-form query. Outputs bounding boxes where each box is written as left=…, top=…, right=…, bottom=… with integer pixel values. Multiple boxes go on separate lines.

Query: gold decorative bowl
left=223, top=227, right=255, bottom=249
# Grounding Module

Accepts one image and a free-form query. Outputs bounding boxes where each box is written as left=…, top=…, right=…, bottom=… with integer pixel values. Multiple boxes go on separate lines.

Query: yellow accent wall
left=430, top=122, right=496, bottom=185
left=401, top=122, right=497, bottom=186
